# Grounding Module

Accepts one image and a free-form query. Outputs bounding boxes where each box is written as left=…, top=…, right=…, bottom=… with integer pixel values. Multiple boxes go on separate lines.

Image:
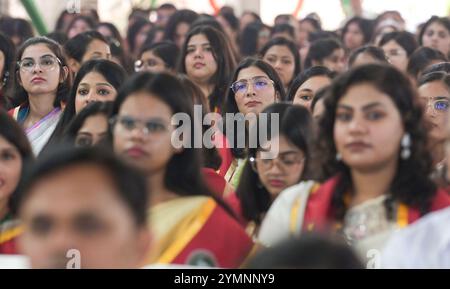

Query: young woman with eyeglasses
left=9, top=37, right=70, bottom=156
left=110, top=72, right=253, bottom=268
left=418, top=71, right=450, bottom=175
left=220, top=58, right=285, bottom=189
left=0, top=110, right=33, bottom=254
left=234, top=103, right=314, bottom=239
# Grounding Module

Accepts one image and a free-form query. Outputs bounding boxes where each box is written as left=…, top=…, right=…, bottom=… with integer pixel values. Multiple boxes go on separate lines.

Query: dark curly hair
left=317, top=64, right=437, bottom=221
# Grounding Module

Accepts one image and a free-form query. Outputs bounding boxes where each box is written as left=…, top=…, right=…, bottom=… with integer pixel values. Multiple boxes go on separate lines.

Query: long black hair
left=177, top=74, right=222, bottom=170
left=239, top=22, right=271, bottom=57
left=236, top=103, right=314, bottom=224
left=126, top=18, right=152, bottom=56
left=0, top=109, right=34, bottom=216
left=317, top=64, right=437, bottom=221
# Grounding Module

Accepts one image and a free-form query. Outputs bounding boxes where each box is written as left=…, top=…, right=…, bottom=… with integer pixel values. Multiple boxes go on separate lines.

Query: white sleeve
left=257, top=181, right=315, bottom=247
left=382, top=207, right=450, bottom=269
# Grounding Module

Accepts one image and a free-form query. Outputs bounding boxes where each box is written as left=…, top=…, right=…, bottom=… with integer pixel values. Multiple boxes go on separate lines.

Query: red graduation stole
left=155, top=198, right=254, bottom=268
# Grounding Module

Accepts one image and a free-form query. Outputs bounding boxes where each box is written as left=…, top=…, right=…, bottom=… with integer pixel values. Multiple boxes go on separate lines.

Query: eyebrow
left=258, top=148, right=301, bottom=156
left=79, top=82, right=113, bottom=88
left=420, top=96, right=450, bottom=101
left=187, top=42, right=210, bottom=47
left=278, top=150, right=302, bottom=155
left=237, top=75, right=269, bottom=81
left=121, top=115, right=168, bottom=123
left=145, top=117, right=167, bottom=123
left=95, top=83, right=113, bottom=88
left=29, top=214, right=52, bottom=222
left=337, top=102, right=385, bottom=111
left=21, top=54, right=55, bottom=60
left=73, top=212, right=103, bottom=224
left=0, top=146, right=19, bottom=153
left=434, top=96, right=450, bottom=101
left=267, top=54, right=294, bottom=61
left=299, top=88, right=313, bottom=93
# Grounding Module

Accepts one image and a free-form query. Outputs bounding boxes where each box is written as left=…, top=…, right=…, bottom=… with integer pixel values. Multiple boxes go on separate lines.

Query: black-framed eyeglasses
left=110, top=115, right=169, bottom=136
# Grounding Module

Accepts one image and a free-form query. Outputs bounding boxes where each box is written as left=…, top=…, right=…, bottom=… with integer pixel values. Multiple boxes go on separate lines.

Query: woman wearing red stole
left=219, top=58, right=286, bottom=190
left=259, top=64, right=450, bottom=263
left=111, top=72, right=253, bottom=268
left=178, top=75, right=235, bottom=199
left=235, top=103, right=315, bottom=239
left=0, top=111, right=34, bottom=254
